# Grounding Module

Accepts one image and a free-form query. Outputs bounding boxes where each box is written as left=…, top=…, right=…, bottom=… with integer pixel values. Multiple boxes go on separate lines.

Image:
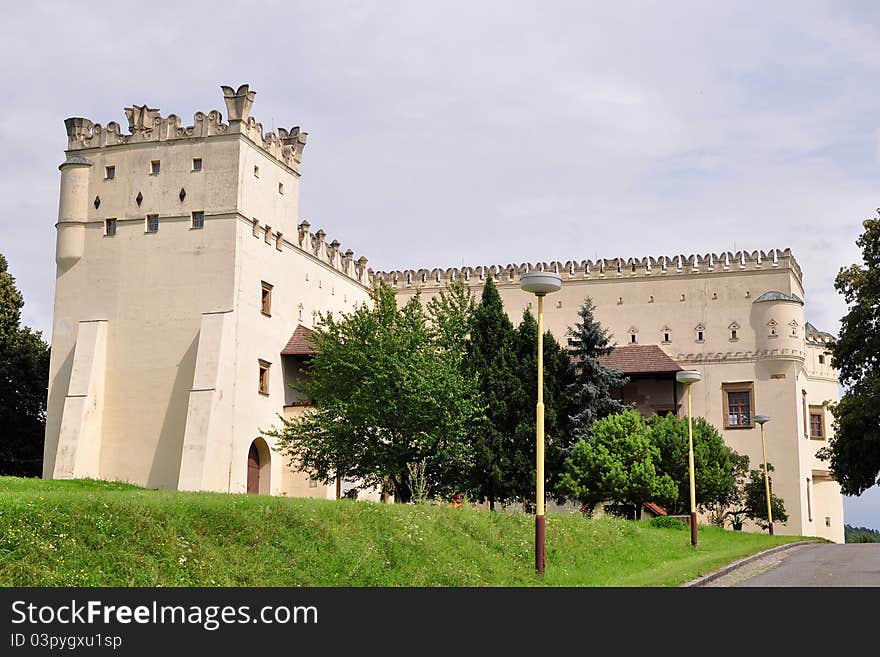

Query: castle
left=45, top=85, right=844, bottom=542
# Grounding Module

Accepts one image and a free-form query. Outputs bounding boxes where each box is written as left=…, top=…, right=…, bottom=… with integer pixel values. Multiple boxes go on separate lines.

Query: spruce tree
left=466, top=277, right=525, bottom=509
left=566, top=298, right=628, bottom=441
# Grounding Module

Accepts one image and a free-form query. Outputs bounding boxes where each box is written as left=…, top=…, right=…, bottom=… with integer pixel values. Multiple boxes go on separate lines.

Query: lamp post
left=754, top=415, right=773, bottom=535
left=675, top=369, right=702, bottom=547
left=520, top=270, right=562, bottom=575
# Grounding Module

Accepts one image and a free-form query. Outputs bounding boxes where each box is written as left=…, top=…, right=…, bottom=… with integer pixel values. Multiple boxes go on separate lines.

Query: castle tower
left=45, top=85, right=372, bottom=496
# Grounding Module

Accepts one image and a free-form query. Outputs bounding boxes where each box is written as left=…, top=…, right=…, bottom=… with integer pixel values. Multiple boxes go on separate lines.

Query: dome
left=753, top=290, right=803, bottom=305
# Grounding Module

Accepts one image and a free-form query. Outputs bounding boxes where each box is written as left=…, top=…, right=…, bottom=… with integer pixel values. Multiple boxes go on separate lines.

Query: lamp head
left=675, top=370, right=702, bottom=385
left=754, top=415, right=770, bottom=425
left=520, top=271, right=562, bottom=296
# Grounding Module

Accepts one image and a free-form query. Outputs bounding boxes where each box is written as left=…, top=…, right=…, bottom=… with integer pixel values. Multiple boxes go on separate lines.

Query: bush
left=649, top=516, right=687, bottom=530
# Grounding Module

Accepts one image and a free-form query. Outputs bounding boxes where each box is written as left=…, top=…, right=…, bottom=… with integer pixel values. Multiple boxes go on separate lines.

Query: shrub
left=649, top=516, right=687, bottom=530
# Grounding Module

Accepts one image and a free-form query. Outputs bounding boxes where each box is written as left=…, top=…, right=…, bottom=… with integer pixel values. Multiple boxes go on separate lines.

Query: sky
left=1, top=1, right=878, bottom=529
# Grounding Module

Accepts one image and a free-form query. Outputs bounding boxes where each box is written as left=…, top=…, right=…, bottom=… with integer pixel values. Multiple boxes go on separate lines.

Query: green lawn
left=0, top=477, right=813, bottom=586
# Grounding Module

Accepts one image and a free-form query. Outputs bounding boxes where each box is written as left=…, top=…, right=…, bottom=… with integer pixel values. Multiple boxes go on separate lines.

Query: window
left=252, top=219, right=260, bottom=237
left=275, top=232, right=283, bottom=251
left=818, top=354, right=825, bottom=365
left=191, top=211, right=205, bottom=229
left=146, top=214, right=159, bottom=233
left=825, top=516, right=831, bottom=528
left=308, top=477, right=317, bottom=488
left=254, top=165, right=260, bottom=178
left=630, top=334, right=637, bottom=344
left=258, top=360, right=270, bottom=395
left=662, top=331, right=670, bottom=343
left=150, top=160, right=160, bottom=175
left=192, top=158, right=202, bottom=171
left=278, top=182, right=284, bottom=195
left=809, top=405, right=825, bottom=439
left=697, top=331, right=704, bottom=342
left=722, top=382, right=754, bottom=429
left=105, top=165, right=115, bottom=180
left=104, top=218, right=117, bottom=236
left=264, top=225, right=272, bottom=244
left=260, top=281, right=273, bottom=316
left=731, top=329, right=737, bottom=340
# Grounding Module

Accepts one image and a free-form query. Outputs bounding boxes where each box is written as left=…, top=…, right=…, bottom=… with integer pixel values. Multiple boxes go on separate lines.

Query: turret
left=55, top=150, right=92, bottom=270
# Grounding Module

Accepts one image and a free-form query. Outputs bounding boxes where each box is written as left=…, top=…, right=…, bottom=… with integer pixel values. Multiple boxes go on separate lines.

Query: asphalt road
left=705, top=543, right=880, bottom=586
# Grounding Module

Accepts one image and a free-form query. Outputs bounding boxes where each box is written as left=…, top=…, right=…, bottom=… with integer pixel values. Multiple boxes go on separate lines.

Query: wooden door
left=247, top=442, right=260, bottom=494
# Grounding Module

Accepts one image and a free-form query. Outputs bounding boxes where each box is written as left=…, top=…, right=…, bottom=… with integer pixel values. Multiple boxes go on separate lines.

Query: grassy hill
left=0, top=477, right=811, bottom=586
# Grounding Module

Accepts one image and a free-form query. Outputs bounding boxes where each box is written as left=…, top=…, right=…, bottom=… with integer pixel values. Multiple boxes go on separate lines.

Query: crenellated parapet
left=63, top=84, right=307, bottom=173
left=374, top=248, right=803, bottom=289
left=295, top=220, right=370, bottom=286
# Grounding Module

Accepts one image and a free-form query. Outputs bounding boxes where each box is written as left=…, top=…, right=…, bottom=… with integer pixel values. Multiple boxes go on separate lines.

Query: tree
left=425, top=279, right=475, bottom=362
left=0, top=254, right=50, bottom=477
left=557, top=410, right=677, bottom=519
left=566, top=298, right=629, bottom=440
left=512, top=308, right=575, bottom=510
left=465, top=278, right=527, bottom=509
left=264, top=283, right=482, bottom=502
left=647, top=413, right=749, bottom=516
left=739, top=464, right=788, bottom=530
left=817, top=214, right=880, bottom=495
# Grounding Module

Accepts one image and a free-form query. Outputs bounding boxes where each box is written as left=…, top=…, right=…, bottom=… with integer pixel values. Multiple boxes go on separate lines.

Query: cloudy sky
left=2, top=1, right=878, bottom=528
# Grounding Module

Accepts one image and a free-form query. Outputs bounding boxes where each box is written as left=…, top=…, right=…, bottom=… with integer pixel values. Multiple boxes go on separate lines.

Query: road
left=705, top=543, right=880, bottom=586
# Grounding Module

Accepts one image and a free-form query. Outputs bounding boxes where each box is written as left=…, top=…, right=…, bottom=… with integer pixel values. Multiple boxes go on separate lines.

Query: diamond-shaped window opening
left=179, top=188, right=186, bottom=202
left=135, top=191, right=143, bottom=206
left=94, top=196, right=101, bottom=210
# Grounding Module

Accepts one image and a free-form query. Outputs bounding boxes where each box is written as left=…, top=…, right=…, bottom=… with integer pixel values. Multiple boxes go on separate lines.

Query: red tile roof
left=596, top=344, right=682, bottom=375
left=643, top=501, right=667, bottom=516
left=281, top=324, right=317, bottom=356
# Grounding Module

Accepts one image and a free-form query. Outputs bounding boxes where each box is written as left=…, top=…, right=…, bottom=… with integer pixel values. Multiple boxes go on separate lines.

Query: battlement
left=294, top=219, right=371, bottom=287
left=63, top=84, right=307, bottom=173
left=374, top=248, right=803, bottom=289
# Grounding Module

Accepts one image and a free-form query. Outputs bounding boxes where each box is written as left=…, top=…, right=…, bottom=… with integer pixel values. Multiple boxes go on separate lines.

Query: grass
left=0, top=476, right=814, bottom=587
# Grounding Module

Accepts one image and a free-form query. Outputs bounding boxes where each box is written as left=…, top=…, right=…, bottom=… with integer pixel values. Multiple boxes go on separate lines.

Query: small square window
left=150, top=160, right=160, bottom=175
left=308, top=477, right=317, bottom=488
left=697, top=331, right=704, bottom=342
left=258, top=360, right=271, bottom=395
left=254, top=165, right=260, bottom=178
left=261, top=281, right=273, bottom=316
left=825, top=516, right=831, bottom=527
left=146, top=214, right=159, bottom=233
left=731, top=329, right=737, bottom=340
left=663, top=332, right=670, bottom=343
left=104, top=218, right=117, bottom=236
left=818, top=354, right=825, bottom=365
left=191, top=211, right=205, bottom=229
left=105, top=165, right=115, bottom=180
left=630, top=334, right=637, bottom=344
left=278, top=182, right=284, bottom=195
left=192, top=158, right=202, bottom=171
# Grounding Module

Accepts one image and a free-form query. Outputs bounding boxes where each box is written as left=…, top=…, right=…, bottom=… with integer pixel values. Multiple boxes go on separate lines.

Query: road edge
left=681, top=540, right=822, bottom=587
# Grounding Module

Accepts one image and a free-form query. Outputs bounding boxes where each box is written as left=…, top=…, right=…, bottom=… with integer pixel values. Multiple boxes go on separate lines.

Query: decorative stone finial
left=221, top=84, right=256, bottom=122
left=64, top=117, right=93, bottom=140
left=124, top=105, right=161, bottom=133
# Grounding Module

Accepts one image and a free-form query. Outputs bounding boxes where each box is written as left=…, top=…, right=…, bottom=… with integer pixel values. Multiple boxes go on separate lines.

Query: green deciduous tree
left=740, top=463, right=788, bottom=530
left=647, top=413, right=749, bottom=516
left=264, top=283, right=482, bottom=503
left=818, top=213, right=880, bottom=495
left=566, top=298, right=628, bottom=440
left=0, top=254, right=50, bottom=477
left=558, top=409, right=677, bottom=519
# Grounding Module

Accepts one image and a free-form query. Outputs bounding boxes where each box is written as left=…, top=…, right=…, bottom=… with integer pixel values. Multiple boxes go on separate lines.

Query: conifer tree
left=465, top=278, right=525, bottom=509
left=566, top=298, right=628, bottom=440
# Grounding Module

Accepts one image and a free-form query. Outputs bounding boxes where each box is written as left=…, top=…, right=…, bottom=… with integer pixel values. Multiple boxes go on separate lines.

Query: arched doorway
left=246, top=438, right=271, bottom=494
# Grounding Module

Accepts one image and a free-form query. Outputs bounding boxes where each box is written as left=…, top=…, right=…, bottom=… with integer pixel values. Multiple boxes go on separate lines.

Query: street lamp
left=520, top=270, right=562, bottom=576
left=754, top=415, right=773, bottom=535
left=675, top=369, right=702, bottom=547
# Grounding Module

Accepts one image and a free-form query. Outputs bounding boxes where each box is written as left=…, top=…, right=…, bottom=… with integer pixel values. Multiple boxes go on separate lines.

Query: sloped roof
left=596, top=344, right=682, bottom=375
left=753, top=290, right=803, bottom=304
left=805, top=321, right=834, bottom=344
left=643, top=502, right=667, bottom=516
left=281, top=324, right=317, bottom=356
